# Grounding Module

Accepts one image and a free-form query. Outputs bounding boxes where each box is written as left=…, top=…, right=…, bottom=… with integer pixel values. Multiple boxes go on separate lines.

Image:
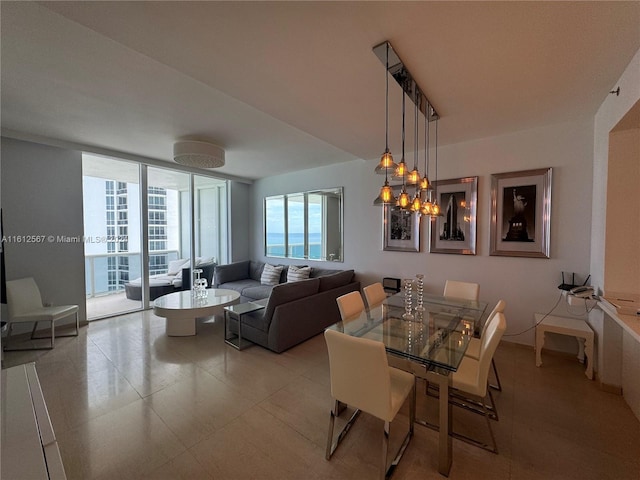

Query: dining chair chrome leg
left=489, top=358, right=502, bottom=391
left=487, top=387, right=499, bottom=421
left=449, top=392, right=498, bottom=454
left=325, top=400, right=337, bottom=460
left=381, top=421, right=390, bottom=480
left=326, top=400, right=361, bottom=460
left=482, top=397, right=498, bottom=453
left=382, top=384, right=414, bottom=480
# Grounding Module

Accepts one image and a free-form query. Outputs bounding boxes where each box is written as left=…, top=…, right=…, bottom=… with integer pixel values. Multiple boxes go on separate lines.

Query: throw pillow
left=167, top=259, right=189, bottom=276
left=260, top=263, right=283, bottom=286
left=287, top=265, right=311, bottom=283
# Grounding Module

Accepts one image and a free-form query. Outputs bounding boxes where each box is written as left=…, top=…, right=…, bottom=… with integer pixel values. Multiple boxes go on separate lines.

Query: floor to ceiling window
left=83, top=155, right=228, bottom=320
left=83, top=156, right=142, bottom=318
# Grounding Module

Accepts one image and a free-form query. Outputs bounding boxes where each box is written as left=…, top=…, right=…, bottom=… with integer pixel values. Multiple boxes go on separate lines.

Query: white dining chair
left=336, top=291, right=365, bottom=321
left=4, top=277, right=79, bottom=351
left=324, top=329, right=415, bottom=479
left=363, top=282, right=387, bottom=309
left=464, top=299, right=506, bottom=391
left=443, top=280, right=480, bottom=301
left=449, top=312, right=506, bottom=453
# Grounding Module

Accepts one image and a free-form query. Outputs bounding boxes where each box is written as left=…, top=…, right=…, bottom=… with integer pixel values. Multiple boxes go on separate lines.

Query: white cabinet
left=1, top=363, right=66, bottom=479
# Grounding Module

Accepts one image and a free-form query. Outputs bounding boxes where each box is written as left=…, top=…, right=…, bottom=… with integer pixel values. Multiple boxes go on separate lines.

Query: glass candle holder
left=402, top=278, right=414, bottom=320
left=415, top=273, right=424, bottom=312
left=192, top=268, right=203, bottom=297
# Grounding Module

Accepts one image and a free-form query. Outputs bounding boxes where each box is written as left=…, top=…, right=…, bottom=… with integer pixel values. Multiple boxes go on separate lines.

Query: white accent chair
left=464, top=299, right=506, bottom=391
left=443, top=280, right=480, bottom=301
left=449, top=312, right=507, bottom=453
left=363, top=282, right=387, bottom=309
left=4, top=277, right=79, bottom=351
left=336, top=291, right=365, bottom=322
left=324, top=329, right=415, bottom=479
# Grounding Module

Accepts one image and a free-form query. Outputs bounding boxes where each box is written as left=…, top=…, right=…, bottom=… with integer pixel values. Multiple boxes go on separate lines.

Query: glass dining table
left=327, top=292, right=488, bottom=477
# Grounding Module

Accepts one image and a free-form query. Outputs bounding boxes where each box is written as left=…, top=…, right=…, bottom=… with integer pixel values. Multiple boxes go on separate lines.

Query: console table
left=535, top=313, right=594, bottom=380
left=1, top=363, right=66, bottom=479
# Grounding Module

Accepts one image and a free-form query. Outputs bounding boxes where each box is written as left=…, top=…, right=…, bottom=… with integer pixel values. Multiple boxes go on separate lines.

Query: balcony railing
left=85, top=250, right=179, bottom=298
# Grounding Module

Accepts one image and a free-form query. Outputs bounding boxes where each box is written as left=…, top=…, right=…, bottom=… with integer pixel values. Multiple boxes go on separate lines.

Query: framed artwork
left=383, top=187, right=420, bottom=252
left=429, top=176, right=478, bottom=255
left=490, top=168, right=552, bottom=258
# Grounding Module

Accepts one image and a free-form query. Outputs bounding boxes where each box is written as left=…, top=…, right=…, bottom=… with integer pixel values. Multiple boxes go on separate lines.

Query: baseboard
left=598, top=381, right=623, bottom=395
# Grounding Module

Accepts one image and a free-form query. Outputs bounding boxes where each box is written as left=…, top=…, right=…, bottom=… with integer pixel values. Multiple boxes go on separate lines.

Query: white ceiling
left=2, top=1, right=639, bottom=180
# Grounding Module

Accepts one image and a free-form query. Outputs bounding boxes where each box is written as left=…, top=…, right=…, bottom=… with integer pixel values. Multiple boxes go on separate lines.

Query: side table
left=224, top=302, right=265, bottom=350
left=535, top=313, right=594, bottom=379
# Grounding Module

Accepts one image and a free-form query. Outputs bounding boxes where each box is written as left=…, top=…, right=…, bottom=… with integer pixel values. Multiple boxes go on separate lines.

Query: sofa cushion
left=279, top=265, right=289, bottom=284
left=168, top=259, right=189, bottom=275
left=310, top=267, right=342, bottom=278
left=261, top=264, right=283, bottom=286
left=318, top=270, right=355, bottom=292
left=263, top=278, right=321, bottom=328
left=242, top=284, right=275, bottom=300
left=215, top=261, right=250, bottom=285
left=287, top=265, right=311, bottom=283
left=218, top=279, right=260, bottom=296
left=249, top=261, right=265, bottom=282
left=196, top=256, right=215, bottom=266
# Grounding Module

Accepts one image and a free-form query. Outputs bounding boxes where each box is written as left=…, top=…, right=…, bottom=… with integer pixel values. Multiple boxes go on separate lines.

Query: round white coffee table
left=153, top=289, right=240, bottom=336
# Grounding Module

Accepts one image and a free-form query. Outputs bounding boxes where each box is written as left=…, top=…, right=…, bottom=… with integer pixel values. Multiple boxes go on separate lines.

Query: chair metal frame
left=324, top=329, right=416, bottom=480
left=4, top=277, right=79, bottom=351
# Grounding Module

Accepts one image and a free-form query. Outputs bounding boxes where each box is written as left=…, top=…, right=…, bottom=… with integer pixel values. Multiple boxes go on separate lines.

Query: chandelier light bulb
left=407, top=167, right=420, bottom=185
left=397, top=187, right=411, bottom=209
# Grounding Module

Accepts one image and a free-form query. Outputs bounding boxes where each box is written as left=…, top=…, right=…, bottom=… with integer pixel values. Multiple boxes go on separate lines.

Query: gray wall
left=251, top=118, right=595, bottom=351
left=1, top=137, right=87, bottom=328
left=229, top=181, right=251, bottom=262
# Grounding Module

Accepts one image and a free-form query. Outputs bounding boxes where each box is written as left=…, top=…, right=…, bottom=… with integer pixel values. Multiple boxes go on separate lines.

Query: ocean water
left=266, top=232, right=321, bottom=258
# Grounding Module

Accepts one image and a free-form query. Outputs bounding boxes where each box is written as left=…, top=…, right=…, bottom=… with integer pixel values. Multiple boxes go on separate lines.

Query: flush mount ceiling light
left=173, top=140, right=225, bottom=169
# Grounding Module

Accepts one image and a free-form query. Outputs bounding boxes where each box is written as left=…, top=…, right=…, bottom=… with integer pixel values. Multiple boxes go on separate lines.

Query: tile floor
left=3, top=311, right=639, bottom=480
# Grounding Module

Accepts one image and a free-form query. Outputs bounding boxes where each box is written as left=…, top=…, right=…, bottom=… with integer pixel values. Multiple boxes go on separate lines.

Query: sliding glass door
left=83, top=155, right=143, bottom=318
left=83, top=156, right=228, bottom=320
left=147, top=167, right=191, bottom=299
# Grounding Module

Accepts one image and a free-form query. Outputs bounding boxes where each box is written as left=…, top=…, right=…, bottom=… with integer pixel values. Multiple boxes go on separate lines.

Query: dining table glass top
left=328, top=293, right=488, bottom=372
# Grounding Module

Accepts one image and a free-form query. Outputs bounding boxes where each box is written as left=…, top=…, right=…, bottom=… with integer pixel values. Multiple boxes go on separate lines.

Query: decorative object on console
left=429, top=176, right=478, bottom=255
left=192, top=268, right=208, bottom=299
left=490, top=168, right=552, bottom=258
left=403, top=278, right=414, bottom=320
left=173, top=140, right=225, bottom=168
left=415, top=274, right=424, bottom=312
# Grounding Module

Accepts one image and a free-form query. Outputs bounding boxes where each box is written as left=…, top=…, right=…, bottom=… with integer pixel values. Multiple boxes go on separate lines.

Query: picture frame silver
left=383, top=186, right=420, bottom=252
left=430, top=176, right=478, bottom=255
left=490, top=168, right=552, bottom=258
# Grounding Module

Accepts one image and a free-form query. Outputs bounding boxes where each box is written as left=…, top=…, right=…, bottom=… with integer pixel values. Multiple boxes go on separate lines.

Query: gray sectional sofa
left=213, top=260, right=359, bottom=352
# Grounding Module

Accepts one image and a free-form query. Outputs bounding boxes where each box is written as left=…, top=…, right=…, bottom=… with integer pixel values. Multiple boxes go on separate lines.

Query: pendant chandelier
left=396, top=90, right=411, bottom=209
left=420, top=107, right=433, bottom=216
left=373, top=43, right=397, bottom=206
left=430, top=118, right=443, bottom=217
left=409, top=91, right=423, bottom=212
left=372, top=41, right=440, bottom=212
